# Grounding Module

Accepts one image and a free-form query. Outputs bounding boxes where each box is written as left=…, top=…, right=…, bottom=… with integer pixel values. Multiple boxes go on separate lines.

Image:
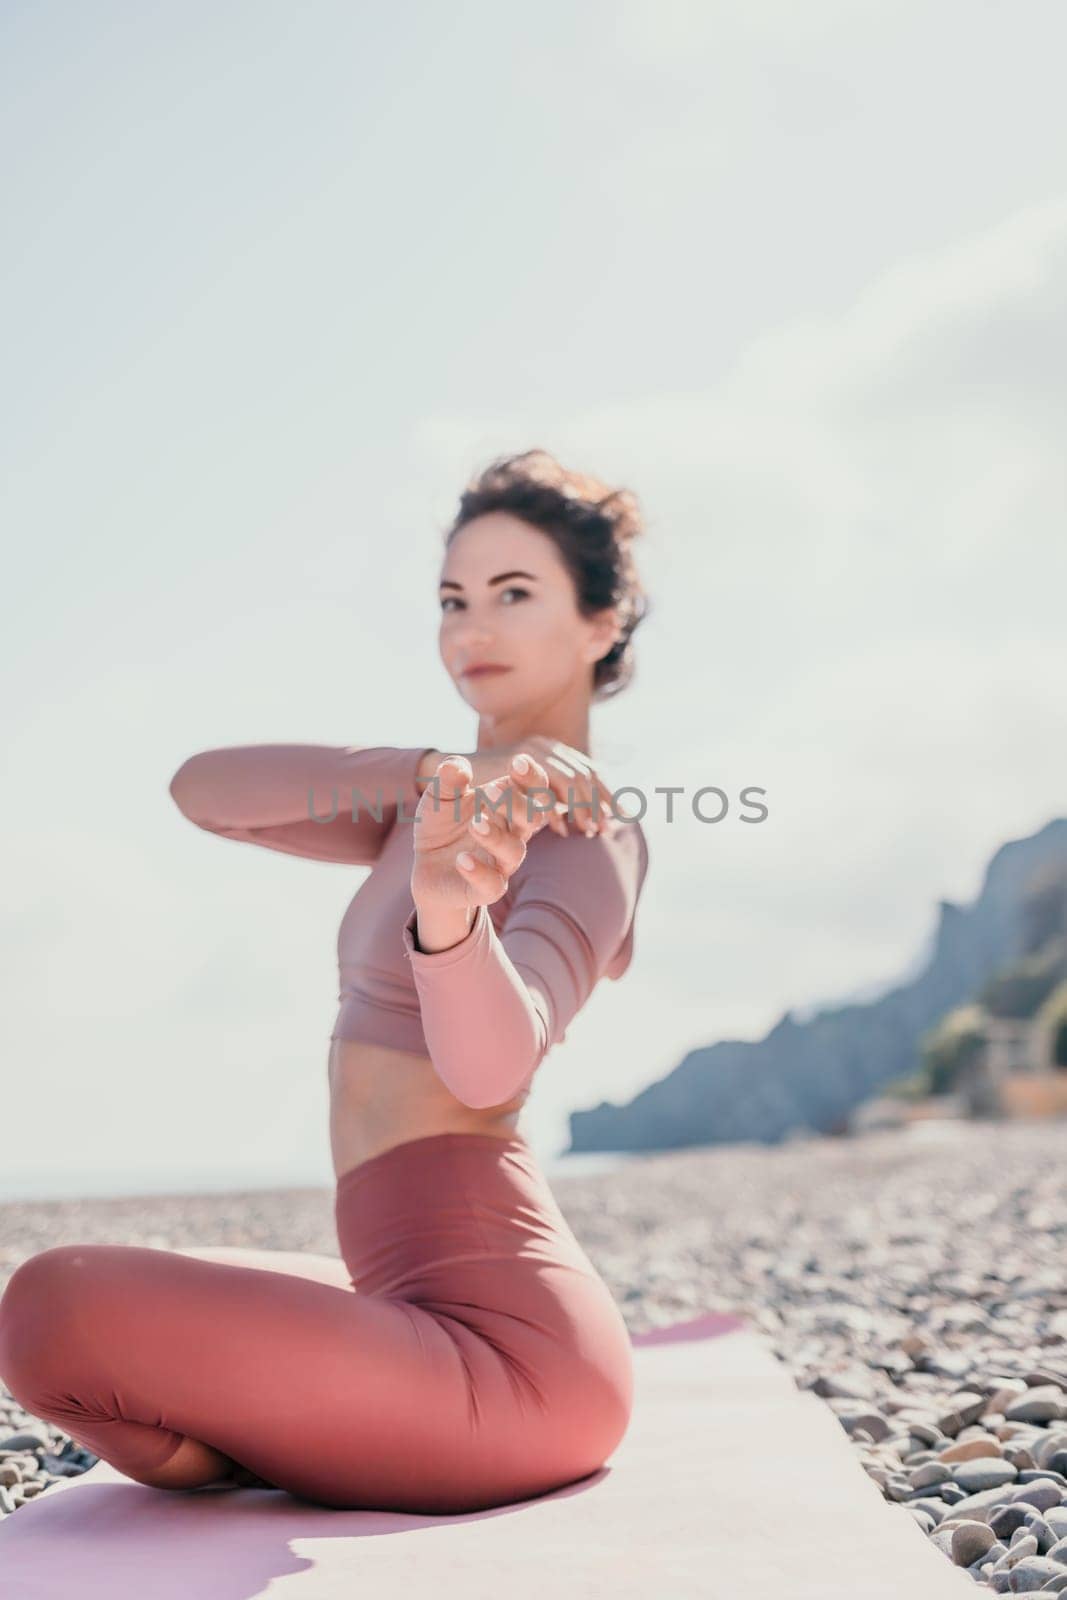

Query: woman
left=0, top=448, right=651, bottom=1515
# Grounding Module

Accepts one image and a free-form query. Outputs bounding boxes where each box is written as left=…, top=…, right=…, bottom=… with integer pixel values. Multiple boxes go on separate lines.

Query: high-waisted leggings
left=0, top=1132, right=634, bottom=1514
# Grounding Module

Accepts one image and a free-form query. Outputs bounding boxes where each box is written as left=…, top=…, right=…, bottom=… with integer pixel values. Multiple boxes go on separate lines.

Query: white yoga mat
left=0, top=1262, right=973, bottom=1599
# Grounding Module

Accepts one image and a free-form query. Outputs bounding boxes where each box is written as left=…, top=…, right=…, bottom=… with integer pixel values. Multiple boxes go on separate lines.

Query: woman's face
left=438, top=511, right=617, bottom=719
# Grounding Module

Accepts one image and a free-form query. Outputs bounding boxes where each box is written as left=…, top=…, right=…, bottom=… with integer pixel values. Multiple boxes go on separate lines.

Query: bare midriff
left=327, top=1036, right=529, bottom=1182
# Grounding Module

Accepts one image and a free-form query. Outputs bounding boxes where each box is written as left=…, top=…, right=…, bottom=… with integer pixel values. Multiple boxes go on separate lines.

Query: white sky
left=2, top=0, right=1065, bottom=1200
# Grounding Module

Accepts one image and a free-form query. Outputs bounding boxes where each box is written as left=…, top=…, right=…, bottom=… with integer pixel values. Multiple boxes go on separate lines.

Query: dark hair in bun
left=444, top=448, right=650, bottom=701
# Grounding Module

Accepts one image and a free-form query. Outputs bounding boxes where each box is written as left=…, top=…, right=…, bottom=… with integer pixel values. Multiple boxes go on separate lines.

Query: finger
left=528, top=781, right=566, bottom=835
left=490, top=758, right=545, bottom=829
left=543, top=758, right=594, bottom=835
left=455, top=848, right=508, bottom=903
left=423, top=754, right=476, bottom=823
left=569, top=774, right=601, bottom=836
left=556, top=746, right=594, bottom=780
left=469, top=775, right=537, bottom=858
left=546, top=800, right=569, bottom=837
left=544, top=790, right=573, bottom=835
left=524, top=790, right=567, bottom=838
left=544, top=762, right=590, bottom=835
left=432, top=754, right=474, bottom=797
left=424, top=754, right=472, bottom=812
left=588, top=779, right=616, bottom=833
left=524, top=744, right=616, bottom=835
left=570, top=768, right=612, bottom=835
left=555, top=777, right=614, bottom=837
left=499, top=745, right=564, bottom=829
left=561, top=764, right=616, bottom=834
left=467, top=806, right=526, bottom=878
left=504, top=754, right=575, bottom=834
left=546, top=744, right=618, bottom=832
left=470, top=776, right=521, bottom=834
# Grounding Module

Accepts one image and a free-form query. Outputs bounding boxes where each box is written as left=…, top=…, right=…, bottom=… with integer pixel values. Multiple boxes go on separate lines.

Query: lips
left=463, top=664, right=511, bottom=677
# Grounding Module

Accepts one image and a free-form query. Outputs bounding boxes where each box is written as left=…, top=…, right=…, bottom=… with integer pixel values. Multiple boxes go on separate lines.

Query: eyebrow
left=439, top=570, right=540, bottom=592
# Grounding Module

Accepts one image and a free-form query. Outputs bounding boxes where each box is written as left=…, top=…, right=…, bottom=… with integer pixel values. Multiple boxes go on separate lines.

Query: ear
left=585, top=606, right=622, bottom=666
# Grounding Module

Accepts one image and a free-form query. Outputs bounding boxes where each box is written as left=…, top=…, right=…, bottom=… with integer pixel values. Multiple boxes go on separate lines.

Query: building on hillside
left=958, top=1007, right=1067, bottom=1117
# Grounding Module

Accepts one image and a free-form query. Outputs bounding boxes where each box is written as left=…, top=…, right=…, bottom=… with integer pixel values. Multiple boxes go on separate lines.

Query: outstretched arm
left=169, top=744, right=439, bottom=866
left=401, top=758, right=647, bottom=1107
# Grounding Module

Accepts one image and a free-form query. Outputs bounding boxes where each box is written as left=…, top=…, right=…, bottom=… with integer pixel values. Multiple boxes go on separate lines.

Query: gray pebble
left=950, top=1519, right=997, bottom=1565
left=1007, top=1557, right=1067, bottom=1590
left=909, top=1460, right=953, bottom=1489
left=0, top=1430, right=48, bottom=1452
left=1009, top=1478, right=1064, bottom=1511
left=991, top=1504, right=1034, bottom=1539
left=1005, top=1389, right=1067, bottom=1425
left=953, top=1458, right=1020, bottom=1493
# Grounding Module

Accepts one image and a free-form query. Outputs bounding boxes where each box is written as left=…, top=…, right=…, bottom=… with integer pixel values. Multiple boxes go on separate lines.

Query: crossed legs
left=0, top=1152, right=633, bottom=1514
left=0, top=1236, right=615, bottom=1513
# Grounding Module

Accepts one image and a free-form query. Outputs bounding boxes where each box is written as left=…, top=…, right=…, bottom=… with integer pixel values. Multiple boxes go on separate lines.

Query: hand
left=467, top=735, right=621, bottom=838
left=411, top=752, right=554, bottom=915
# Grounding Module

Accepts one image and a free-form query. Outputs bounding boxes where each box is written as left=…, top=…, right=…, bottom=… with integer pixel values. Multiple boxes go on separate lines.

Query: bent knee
left=0, top=1245, right=95, bottom=1399
left=2, top=1243, right=93, bottom=1310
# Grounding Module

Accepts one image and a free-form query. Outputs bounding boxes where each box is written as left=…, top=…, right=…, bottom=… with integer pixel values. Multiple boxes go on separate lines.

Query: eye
left=440, top=586, right=530, bottom=613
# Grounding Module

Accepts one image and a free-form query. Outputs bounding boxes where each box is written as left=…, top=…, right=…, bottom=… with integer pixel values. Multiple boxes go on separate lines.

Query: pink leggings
left=0, top=1132, right=634, bottom=1514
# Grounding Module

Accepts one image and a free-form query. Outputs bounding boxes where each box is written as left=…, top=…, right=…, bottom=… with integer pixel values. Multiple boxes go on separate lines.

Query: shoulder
left=507, top=814, right=650, bottom=980
left=511, top=813, right=648, bottom=893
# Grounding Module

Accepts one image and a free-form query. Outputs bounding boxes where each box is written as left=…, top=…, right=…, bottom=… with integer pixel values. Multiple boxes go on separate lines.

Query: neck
left=475, top=679, right=593, bottom=759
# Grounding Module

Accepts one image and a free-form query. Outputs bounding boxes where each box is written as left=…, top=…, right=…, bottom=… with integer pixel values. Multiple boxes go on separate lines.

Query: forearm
left=170, top=744, right=434, bottom=830
left=401, top=903, right=549, bottom=1108
left=411, top=901, right=475, bottom=954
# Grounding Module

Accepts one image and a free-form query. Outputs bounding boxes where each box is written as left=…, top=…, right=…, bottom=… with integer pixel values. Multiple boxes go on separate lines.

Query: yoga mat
left=0, top=1250, right=974, bottom=1599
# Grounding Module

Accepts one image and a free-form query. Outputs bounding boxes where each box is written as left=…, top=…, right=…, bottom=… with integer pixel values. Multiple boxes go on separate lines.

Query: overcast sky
left=3, top=0, right=1065, bottom=1200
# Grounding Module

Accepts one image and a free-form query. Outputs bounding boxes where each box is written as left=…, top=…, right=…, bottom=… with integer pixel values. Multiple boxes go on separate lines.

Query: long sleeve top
left=168, top=744, right=436, bottom=864
left=169, top=743, right=649, bottom=1109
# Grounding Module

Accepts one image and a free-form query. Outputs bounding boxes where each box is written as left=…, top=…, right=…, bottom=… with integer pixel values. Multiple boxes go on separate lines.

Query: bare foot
left=229, top=1464, right=276, bottom=1489
left=135, top=1435, right=240, bottom=1490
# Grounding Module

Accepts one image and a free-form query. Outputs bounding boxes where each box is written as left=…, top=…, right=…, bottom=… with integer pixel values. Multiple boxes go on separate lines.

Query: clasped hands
left=409, top=745, right=620, bottom=936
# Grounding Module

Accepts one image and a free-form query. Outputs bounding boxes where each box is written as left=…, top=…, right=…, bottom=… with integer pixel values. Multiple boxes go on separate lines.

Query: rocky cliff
left=567, top=817, right=1067, bottom=1153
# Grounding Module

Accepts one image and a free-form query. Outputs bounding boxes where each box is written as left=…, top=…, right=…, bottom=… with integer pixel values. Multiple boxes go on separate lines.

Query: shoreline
left=0, top=1145, right=640, bottom=1209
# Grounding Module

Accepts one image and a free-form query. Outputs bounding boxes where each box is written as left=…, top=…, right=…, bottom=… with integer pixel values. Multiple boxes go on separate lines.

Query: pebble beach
left=3, top=1118, right=1067, bottom=1595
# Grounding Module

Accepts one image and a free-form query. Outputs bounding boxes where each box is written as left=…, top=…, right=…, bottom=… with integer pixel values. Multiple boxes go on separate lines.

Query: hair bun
left=597, top=486, right=643, bottom=545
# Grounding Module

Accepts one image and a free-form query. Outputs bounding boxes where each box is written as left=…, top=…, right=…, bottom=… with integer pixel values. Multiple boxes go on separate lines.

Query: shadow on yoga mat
left=1, top=1300, right=974, bottom=1599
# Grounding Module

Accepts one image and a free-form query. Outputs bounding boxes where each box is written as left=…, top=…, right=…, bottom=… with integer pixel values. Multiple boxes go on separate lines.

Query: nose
left=448, top=612, right=495, bottom=654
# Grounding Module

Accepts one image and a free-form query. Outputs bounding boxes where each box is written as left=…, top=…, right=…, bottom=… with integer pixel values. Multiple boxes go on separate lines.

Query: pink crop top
left=169, top=743, right=649, bottom=1109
